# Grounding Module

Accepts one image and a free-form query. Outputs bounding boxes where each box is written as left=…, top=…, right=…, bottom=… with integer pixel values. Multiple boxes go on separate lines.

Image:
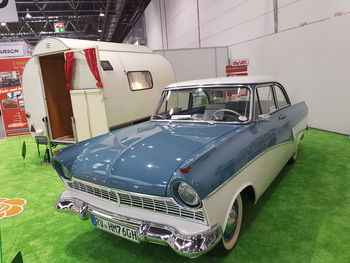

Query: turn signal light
left=180, top=167, right=192, bottom=174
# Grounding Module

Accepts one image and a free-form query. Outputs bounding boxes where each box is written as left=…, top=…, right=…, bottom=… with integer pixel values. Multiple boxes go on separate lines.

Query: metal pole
left=163, top=0, right=169, bottom=49
left=196, top=0, right=201, bottom=48
left=159, top=0, right=165, bottom=49
left=273, top=0, right=278, bottom=33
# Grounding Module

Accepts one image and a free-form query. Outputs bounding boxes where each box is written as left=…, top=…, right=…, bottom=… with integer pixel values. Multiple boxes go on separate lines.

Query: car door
left=249, top=84, right=293, bottom=193
left=273, top=83, right=293, bottom=143
left=255, top=84, right=291, bottom=147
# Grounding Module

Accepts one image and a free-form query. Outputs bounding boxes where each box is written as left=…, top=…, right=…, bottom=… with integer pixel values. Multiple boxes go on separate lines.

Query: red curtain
left=64, top=52, right=74, bottom=90
left=84, top=48, right=103, bottom=88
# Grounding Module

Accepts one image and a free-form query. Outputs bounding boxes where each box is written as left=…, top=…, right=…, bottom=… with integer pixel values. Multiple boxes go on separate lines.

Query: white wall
left=278, top=0, right=350, bottom=31
left=144, top=1, right=163, bottom=49
left=199, top=0, right=274, bottom=47
left=155, top=47, right=228, bottom=81
left=143, top=0, right=200, bottom=49
left=165, top=0, right=200, bottom=49
left=230, top=14, right=350, bottom=135
left=143, top=0, right=350, bottom=50
left=144, top=0, right=274, bottom=50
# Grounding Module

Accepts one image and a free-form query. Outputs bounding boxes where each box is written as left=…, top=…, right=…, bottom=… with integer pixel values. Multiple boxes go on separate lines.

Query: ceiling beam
left=10, top=0, right=151, bottom=44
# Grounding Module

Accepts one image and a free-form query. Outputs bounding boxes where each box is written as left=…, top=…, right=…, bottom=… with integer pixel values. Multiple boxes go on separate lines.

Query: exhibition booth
left=1, top=1, right=350, bottom=263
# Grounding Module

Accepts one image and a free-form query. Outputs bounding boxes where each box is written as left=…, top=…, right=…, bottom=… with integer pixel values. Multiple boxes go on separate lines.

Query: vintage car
left=54, top=76, right=308, bottom=257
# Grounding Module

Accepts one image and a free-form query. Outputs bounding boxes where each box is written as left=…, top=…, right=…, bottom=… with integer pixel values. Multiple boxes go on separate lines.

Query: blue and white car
left=54, top=76, right=308, bottom=257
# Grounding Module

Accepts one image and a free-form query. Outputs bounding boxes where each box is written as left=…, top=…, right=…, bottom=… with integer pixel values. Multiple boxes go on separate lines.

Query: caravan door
left=68, top=48, right=109, bottom=142
left=39, top=53, right=74, bottom=143
left=22, top=57, right=47, bottom=138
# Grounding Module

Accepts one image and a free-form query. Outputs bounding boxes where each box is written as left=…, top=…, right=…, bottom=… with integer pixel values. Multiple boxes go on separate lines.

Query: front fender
left=202, top=182, right=255, bottom=230
left=53, top=132, right=112, bottom=170
left=167, top=123, right=260, bottom=200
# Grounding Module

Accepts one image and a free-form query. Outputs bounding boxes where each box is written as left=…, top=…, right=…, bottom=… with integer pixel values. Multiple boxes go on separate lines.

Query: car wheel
left=292, top=148, right=298, bottom=161
left=222, top=194, right=243, bottom=250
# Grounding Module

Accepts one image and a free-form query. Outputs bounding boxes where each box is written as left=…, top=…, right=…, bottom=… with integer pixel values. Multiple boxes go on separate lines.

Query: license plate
left=91, top=214, right=139, bottom=243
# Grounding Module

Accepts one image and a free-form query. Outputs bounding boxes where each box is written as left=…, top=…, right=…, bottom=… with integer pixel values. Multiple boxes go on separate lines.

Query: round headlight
left=61, top=165, right=72, bottom=180
left=177, top=182, right=200, bottom=207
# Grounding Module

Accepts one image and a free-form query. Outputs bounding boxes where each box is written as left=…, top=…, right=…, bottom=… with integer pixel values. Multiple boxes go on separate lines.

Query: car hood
left=70, top=121, right=239, bottom=196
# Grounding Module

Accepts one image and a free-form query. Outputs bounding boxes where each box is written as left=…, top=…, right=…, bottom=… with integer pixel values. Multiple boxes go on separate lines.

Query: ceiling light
left=99, top=9, right=104, bottom=17
left=0, top=22, right=6, bottom=26
left=98, top=29, right=102, bottom=33
left=25, top=8, right=32, bottom=18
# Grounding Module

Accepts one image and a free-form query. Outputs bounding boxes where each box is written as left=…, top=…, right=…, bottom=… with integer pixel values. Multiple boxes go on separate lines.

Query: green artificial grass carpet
left=0, top=129, right=349, bottom=263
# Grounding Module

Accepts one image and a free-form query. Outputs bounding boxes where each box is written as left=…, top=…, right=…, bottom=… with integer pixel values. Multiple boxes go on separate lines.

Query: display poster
left=0, top=57, right=30, bottom=137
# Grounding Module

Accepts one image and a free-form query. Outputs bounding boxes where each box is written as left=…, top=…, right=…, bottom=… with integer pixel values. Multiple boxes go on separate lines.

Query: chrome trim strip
left=65, top=178, right=207, bottom=225
left=164, top=82, right=271, bottom=90
left=56, top=197, right=222, bottom=258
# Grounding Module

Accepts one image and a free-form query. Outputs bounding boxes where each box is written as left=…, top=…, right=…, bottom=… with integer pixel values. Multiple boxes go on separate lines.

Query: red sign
left=54, top=23, right=64, bottom=28
left=226, top=58, right=249, bottom=77
left=226, top=65, right=248, bottom=73
left=232, top=58, right=249, bottom=67
left=54, top=23, right=65, bottom=33
left=0, top=58, right=30, bottom=137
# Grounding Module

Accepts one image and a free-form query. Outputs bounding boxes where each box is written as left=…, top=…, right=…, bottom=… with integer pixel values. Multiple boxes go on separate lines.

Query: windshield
left=152, top=86, right=251, bottom=123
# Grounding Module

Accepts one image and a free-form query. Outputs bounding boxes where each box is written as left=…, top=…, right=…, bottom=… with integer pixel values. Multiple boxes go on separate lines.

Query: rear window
left=127, top=71, right=153, bottom=91
left=256, top=85, right=276, bottom=114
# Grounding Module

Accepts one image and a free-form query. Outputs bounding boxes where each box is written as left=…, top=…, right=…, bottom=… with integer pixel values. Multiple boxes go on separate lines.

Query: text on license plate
left=91, top=214, right=139, bottom=243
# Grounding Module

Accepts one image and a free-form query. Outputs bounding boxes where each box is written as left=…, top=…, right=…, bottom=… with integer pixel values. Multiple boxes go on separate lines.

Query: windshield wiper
left=152, top=114, right=167, bottom=120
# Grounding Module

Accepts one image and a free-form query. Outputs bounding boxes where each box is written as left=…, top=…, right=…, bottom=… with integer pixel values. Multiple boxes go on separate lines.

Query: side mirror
left=258, top=114, right=271, bottom=122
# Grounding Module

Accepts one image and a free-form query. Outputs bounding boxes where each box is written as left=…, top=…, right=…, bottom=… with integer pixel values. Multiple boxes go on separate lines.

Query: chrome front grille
left=67, top=180, right=206, bottom=223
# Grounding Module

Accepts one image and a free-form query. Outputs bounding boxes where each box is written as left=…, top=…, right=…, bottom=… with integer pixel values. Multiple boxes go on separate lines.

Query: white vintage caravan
left=22, top=37, right=175, bottom=144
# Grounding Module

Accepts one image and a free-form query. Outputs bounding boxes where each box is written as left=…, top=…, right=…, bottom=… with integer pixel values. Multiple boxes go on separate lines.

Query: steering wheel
left=212, top=109, right=243, bottom=121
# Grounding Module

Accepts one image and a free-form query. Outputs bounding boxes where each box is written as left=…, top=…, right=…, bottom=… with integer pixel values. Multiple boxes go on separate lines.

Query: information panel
left=0, top=58, right=30, bottom=137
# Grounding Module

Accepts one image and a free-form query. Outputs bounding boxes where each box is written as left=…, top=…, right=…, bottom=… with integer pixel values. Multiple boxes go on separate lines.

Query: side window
left=256, top=85, right=276, bottom=114
left=192, top=89, right=209, bottom=108
left=157, top=91, right=189, bottom=115
left=127, top=71, right=153, bottom=91
left=274, top=85, right=289, bottom=108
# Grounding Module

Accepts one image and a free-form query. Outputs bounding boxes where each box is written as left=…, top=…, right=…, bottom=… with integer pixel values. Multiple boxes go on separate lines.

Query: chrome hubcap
left=223, top=201, right=238, bottom=242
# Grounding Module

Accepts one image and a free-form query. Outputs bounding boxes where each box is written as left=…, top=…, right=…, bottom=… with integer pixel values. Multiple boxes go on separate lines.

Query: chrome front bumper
left=56, top=196, right=222, bottom=258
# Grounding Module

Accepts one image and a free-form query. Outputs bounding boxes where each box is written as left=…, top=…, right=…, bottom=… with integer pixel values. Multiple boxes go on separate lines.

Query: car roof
left=165, top=76, right=277, bottom=89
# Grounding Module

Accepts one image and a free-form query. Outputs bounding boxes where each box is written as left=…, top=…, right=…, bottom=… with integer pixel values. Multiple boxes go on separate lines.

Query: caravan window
left=127, top=71, right=153, bottom=91
left=100, top=60, right=113, bottom=71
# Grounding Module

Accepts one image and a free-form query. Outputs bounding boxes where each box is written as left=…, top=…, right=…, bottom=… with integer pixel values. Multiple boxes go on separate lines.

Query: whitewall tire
left=222, top=194, right=243, bottom=250
left=289, top=137, right=301, bottom=164
left=291, top=148, right=298, bottom=162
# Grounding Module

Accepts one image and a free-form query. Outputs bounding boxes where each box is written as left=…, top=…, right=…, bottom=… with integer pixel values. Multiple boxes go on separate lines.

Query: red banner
left=0, top=58, right=30, bottom=137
